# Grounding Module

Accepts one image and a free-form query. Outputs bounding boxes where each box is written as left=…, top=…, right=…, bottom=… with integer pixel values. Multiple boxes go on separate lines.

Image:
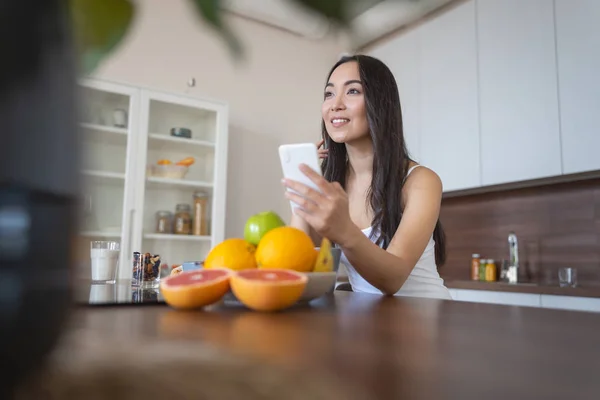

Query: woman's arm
left=289, top=212, right=323, bottom=247
left=283, top=164, right=442, bottom=295
left=339, top=168, right=442, bottom=294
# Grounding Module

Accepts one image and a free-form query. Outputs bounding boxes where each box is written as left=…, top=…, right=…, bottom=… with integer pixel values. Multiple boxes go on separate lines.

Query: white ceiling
left=221, top=0, right=456, bottom=48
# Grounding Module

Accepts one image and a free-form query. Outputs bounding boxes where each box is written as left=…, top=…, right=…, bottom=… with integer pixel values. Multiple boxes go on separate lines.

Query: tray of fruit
left=160, top=211, right=340, bottom=312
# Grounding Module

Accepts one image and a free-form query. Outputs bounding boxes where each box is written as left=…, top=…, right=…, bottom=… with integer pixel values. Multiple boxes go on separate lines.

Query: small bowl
left=147, top=164, right=189, bottom=179
left=170, top=127, right=192, bottom=139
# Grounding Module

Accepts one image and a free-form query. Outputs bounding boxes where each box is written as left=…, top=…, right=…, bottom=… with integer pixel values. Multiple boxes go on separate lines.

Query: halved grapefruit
left=230, top=269, right=308, bottom=312
left=160, top=268, right=232, bottom=310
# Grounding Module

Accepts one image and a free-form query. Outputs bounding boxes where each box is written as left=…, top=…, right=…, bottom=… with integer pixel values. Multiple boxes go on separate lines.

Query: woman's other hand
left=316, top=139, right=328, bottom=159
left=282, top=164, right=358, bottom=246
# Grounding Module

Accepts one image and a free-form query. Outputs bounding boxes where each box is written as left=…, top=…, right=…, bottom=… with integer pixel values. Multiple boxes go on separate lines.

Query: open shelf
left=82, top=170, right=126, bottom=183
left=80, top=230, right=121, bottom=238
left=141, top=237, right=212, bottom=266
left=145, top=177, right=213, bottom=190
left=148, top=133, right=214, bottom=149
left=80, top=122, right=128, bottom=135
left=143, top=233, right=211, bottom=241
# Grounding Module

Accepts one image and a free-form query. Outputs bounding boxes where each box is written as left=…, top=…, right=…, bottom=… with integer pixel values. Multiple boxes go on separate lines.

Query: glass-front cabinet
left=76, top=78, right=228, bottom=280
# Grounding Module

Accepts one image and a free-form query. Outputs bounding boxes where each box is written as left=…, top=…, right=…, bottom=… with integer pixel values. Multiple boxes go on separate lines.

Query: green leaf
left=69, top=0, right=134, bottom=74
left=188, top=0, right=244, bottom=61
left=289, top=0, right=350, bottom=26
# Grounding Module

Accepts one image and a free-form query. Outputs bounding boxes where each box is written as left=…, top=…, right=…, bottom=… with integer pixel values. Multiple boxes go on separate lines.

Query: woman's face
left=322, top=61, right=369, bottom=144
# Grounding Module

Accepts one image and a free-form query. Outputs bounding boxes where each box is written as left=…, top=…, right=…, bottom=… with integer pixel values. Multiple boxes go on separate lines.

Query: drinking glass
left=558, top=267, right=577, bottom=288
left=90, top=241, right=120, bottom=283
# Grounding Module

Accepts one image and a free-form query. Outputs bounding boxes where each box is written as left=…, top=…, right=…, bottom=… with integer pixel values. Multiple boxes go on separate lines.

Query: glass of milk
left=90, top=241, right=120, bottom=283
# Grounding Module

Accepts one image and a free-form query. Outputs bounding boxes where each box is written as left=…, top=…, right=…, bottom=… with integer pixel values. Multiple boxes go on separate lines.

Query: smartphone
left=278, top=143, right=323, bottom=213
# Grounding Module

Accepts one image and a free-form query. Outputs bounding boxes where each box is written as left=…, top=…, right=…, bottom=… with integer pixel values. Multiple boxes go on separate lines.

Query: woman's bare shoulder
left=403, top=164, right=443, bottom=198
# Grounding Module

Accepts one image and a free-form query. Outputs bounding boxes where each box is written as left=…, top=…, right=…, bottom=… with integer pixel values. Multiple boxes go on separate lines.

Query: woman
left=281, top=54, right=452, bottom=300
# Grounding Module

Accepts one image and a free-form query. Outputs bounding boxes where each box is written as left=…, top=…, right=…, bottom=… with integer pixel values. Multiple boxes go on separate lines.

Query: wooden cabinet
left=78, top=79, right=229, bottom=279
left=555, top=0, right=600, bottom=175
left=477, top=0, right=562, bottom=185
left=419, top=0, right=480, bottom=191
left=368, top=29, right=421, bottom=162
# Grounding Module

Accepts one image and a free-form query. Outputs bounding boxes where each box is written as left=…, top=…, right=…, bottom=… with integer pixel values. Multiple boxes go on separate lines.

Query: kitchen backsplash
left=439, top=177, right=600, bottom=286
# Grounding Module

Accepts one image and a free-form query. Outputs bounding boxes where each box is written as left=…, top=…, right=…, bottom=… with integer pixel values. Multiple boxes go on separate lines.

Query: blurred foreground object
left=0, top=0, right=79, bottom=397
left=69, top=0, right=352, bottom=73
left=14, top=328, right=362, bottom=400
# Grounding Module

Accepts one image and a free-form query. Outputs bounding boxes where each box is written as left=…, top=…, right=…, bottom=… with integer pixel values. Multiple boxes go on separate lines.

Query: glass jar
left=193, top=191, right=209, bottom=236
left=132, top=252, right=161, bottom=288
left=174, top=203, right=192, bottom=234
left=485, top=259, right=497, bottom=282
left=155, top=211, right=173, bottom=234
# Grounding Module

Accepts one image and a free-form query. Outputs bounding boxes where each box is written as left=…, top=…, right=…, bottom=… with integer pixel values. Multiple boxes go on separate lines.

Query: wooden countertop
left=16, top=291, right=600, bottom=399
left=445, top=279, right=600, bottom=298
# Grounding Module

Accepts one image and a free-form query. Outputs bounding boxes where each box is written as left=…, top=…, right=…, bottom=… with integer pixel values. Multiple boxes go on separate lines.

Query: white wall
left=91, top=0, right=348, bottom=238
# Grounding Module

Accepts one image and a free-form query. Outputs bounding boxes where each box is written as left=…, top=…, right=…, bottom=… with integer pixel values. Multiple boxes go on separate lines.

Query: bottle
left=485, top=259, right=497, bottom=282
left=471, top=254, right=480, bottom=281
left=173, top=204, right=192, bottom=234
left=479, top=259, right=487, bottom=281
left=192, top=191, right=208, bottom=236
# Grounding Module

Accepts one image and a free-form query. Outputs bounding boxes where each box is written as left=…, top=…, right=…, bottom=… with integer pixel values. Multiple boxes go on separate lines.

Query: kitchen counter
left=445, top=279, right=600, bottom=298
left=15, top=291, right=600, bottom=399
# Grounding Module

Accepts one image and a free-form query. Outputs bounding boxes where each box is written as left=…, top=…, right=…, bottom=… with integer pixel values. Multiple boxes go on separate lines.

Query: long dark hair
left=320, top=55, right=446, bottom=267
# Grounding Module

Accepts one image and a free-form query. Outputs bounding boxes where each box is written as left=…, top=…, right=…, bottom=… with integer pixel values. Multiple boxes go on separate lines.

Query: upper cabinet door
left=419, top=0, right=480, bottom=192
left=477, top=0, right=562, bottom=185
left=555, top=0, right=600, bottom=175
left=368, top=29, right=421, bottom=162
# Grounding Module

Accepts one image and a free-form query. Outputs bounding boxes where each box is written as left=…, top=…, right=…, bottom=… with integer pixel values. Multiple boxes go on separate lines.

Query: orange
left=255, top=226, right=317, bottom=272
left=157, top=159, right=172, bottom=165
left=204, top=238, right=258, bottom=271
left=160, top=268, right=232, bottom=309
left=230, top=269, right=308, bottom=312
left=176, top=156, right=195, bottom=166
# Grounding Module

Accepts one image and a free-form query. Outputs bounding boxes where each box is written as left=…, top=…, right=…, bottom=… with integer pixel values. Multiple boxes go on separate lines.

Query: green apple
left=244, top=211, right=285, bottom=246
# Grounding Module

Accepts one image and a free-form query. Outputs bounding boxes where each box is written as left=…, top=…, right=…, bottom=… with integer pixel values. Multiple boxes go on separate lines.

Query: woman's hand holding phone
left=316, top=139, right=328, bottom=159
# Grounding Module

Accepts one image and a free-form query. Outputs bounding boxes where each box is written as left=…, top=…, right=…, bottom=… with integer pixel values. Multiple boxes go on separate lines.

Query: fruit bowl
left=147, top=164, right=189, bottom=179
left=314, top=247, right=342, bottom=272
left=299, top=272, right=337, bottom=302
left=222, top=270, right=338, bottom=306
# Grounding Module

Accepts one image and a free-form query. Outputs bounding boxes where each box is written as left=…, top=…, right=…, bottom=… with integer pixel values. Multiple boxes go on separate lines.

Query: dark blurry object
left=0, top=0, right=79, bottom=398
left=69, top=0, right=134, bottom=73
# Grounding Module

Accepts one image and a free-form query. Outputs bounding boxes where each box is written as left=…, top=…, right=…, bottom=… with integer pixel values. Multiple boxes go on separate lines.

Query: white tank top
left=339, top=165, right=453, bottom=300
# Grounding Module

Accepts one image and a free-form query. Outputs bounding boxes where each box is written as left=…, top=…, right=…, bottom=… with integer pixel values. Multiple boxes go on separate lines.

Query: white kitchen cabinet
left=540, top=295, right=600, bottom=313
left=452, top=289, right=541, bottom=307
left=419, top=0, right=480, bottom=192
left=368, top=28, right=421, bottom=162
left=78, top=78, right=229, bottom=279
left=555, top=0, right=600, bottom=175
left=476, top=0, right=562, bottom=186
